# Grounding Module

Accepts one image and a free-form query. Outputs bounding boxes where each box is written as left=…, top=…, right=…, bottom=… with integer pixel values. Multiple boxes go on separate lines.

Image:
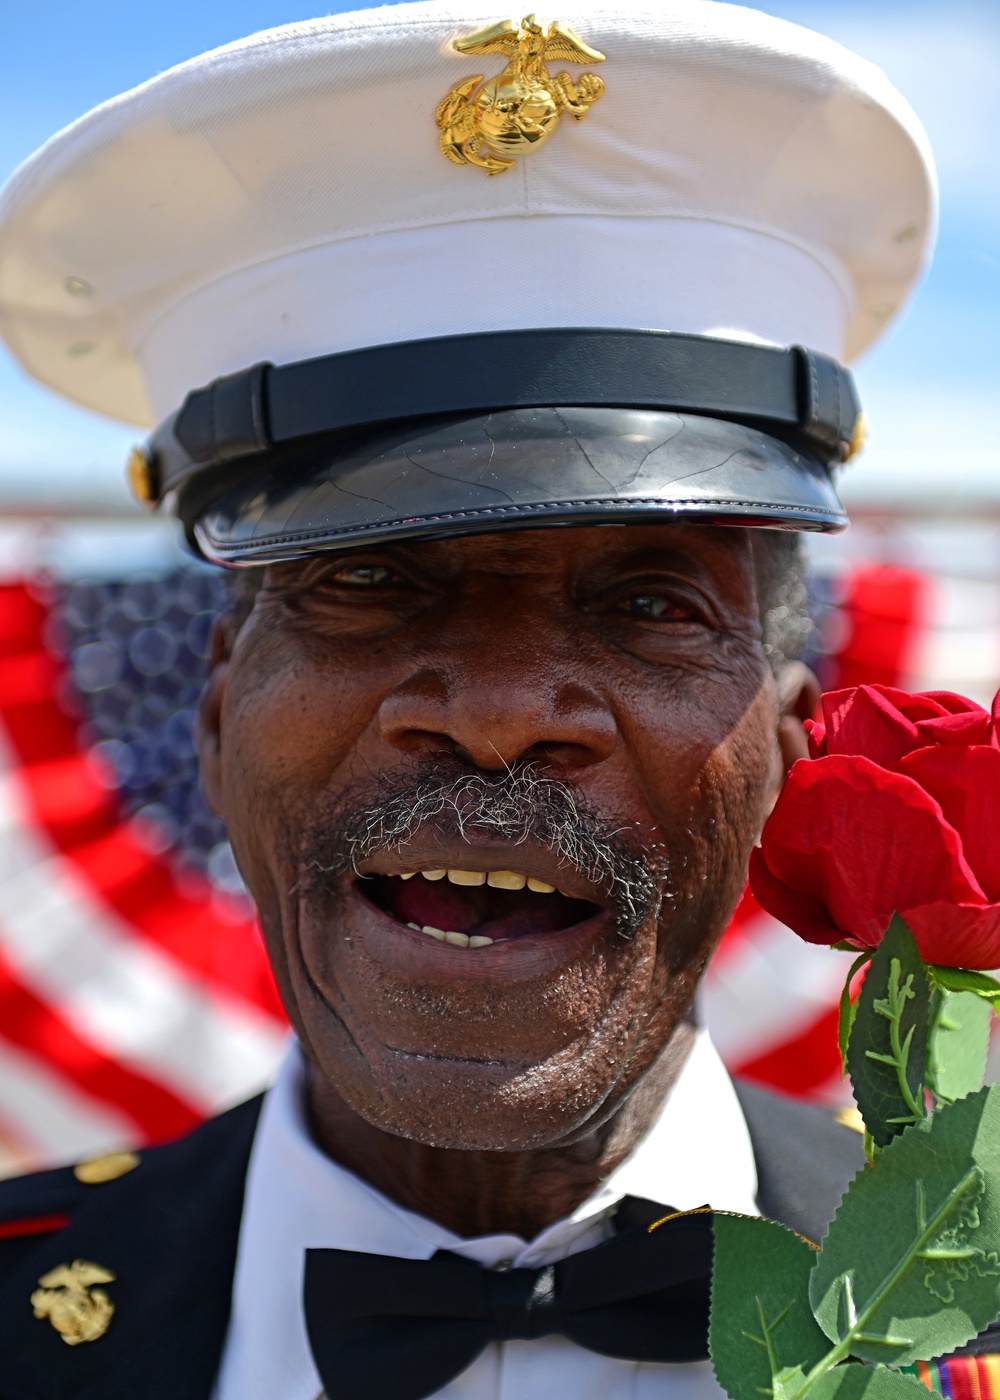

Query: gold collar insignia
left=31, top=1260, right=116, bottom=1345
left=436, top=13, right=606, bottom=175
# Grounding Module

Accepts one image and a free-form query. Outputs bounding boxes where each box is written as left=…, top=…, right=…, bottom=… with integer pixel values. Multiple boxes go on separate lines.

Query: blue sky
left=0, top=0, right=997, bottom=510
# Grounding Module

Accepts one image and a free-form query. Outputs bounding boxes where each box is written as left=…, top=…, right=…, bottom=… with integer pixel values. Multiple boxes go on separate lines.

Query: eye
left=624, top=594, right=693, bottom=621
left=331, top=564, right=396, bottom=588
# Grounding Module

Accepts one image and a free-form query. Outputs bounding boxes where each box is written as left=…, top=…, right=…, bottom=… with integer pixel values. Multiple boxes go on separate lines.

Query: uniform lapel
left=735, top=1079, right=866, bottom=1243
left=0, top=1096, right=261, bottom=1400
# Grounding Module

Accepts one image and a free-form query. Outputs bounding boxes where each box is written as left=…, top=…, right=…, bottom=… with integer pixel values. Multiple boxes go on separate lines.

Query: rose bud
left=749, top=684, right=1000, bottom=967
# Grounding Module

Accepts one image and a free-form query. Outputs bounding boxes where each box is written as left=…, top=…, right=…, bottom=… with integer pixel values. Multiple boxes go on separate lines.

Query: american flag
left=0, top=541, right=997, bottom=1172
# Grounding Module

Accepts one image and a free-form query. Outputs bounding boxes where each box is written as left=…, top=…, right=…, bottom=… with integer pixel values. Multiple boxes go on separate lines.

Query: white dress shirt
left=212, top=1030, right=758, bottom=1400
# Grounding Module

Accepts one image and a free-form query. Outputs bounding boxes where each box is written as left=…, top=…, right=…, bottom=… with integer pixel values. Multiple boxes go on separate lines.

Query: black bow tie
left=303, top=1197, right=714, bottom=1400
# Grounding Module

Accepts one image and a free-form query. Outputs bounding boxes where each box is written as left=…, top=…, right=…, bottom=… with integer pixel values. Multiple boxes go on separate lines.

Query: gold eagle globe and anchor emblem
left=31, top=1259, right=117, bottom=1345
left=436, top=14, right=606, bottom=175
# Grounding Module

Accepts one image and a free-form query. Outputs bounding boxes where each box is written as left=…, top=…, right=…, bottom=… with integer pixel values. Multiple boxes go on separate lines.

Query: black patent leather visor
left=189, top=407, right=847, bottom=566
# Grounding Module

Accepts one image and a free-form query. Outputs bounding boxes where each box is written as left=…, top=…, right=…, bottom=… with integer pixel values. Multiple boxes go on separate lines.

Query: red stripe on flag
left=0, top=586, right=49, bottom=657
left=12, top=736, right=283, bottom=1021
left=0, top=940, right=201, bottom=1143
left=66, top=827, right=284, bottom=1018
left=730, top=1005, right=842, bottom=1098
left=0, top=585, right=284, bottom=1025
left=715, top=887, right=772, bottom=960
left=828, top=565, right=927, bottom=691
left=0, top=654, right=80, bottom=760
left=18, top=753, right=115, bottom=847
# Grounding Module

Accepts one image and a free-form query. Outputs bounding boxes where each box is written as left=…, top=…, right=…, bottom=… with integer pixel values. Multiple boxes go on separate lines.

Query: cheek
left=703, top=671, right=783, bottom=831
left=686, top=689, right=779, bottom=940
left=218, top=627, right=381, bottom=884
left=625, top=661, right=777, bottom=959
left=621, top=648, right=774, bottom=824
left=692, top=705, right=777, bottom=895
left=224, top=626, right=374, bottom=777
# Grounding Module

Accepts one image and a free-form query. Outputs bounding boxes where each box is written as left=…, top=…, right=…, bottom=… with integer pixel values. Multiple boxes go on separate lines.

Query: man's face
left=201, top=524, right=787, bottom=1151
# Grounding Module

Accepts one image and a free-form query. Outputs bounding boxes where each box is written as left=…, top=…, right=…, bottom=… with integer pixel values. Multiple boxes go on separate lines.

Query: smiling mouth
left=358, top=867, right=603, bottom=950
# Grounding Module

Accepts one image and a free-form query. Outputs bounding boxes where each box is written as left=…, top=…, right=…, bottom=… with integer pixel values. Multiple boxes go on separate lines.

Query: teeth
left=487, top=870, right=526, bottom=890
left=407, top=922, right=494, bottom=948
left=447, top=869, right=487, bottom=886
left=397, top=868, right=561, bottom=894
left=406, top=922, right=493, bottom=949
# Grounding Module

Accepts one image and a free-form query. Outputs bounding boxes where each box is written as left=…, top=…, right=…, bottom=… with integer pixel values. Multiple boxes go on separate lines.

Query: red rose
left=749, top=684, right=1000, bottom=967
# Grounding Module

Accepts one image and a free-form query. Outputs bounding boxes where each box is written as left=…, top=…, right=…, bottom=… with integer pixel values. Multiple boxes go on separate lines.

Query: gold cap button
left=843, top=410, right=869, bottom=462
left=73, top=1150, right=141, bottom=1185
left=125, top=444, right=159, bottom=508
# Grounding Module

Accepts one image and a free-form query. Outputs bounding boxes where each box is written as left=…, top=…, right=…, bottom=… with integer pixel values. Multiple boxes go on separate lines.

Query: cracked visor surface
left=191, top=407, right=848, bottom=566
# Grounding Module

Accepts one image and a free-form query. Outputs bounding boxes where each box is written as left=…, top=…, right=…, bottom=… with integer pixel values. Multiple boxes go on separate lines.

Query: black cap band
left=145, top=329, right=861, bottom=510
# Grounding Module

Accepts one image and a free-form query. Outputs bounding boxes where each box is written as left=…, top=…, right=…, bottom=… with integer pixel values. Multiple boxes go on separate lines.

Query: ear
left=196, top=612, right=240, bottom=818
left=776, top=660, right=821, bottom=776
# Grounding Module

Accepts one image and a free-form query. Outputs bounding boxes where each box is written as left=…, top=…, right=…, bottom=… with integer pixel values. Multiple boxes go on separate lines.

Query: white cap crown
left=0, top=0, right=936, bottom=426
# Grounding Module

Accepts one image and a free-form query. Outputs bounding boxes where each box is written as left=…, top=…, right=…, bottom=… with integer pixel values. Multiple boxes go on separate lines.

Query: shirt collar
left=213, top=1029, right=757, bottom=1400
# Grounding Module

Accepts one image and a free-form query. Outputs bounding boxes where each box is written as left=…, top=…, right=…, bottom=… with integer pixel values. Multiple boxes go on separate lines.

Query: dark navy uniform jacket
left=0, top=1083, right=879, bottom=1400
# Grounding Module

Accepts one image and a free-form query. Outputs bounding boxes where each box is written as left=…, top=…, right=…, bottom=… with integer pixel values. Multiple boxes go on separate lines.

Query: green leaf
left=839, top=952, right=874, bottom=1076
left=807, top=1365, right=930, bottom=1400
left=711, top=1214, right=830, bottom=1400
left=926, top=990, right=991, bottom=1104
left=929, top=966, right=1000, bottom=1009
left=847, top=915, right=931, bottom=1148
left=809, top=1083, right=1000, bottom=1367
left=773, top=1366, right=810, bottom=1400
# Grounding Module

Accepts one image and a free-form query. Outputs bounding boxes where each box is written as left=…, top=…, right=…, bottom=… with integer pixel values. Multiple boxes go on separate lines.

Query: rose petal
left=748, top=847, right=856, bottom=945
left=911, top=690, right=990, bottom=748
left=754, top=755, right=985, bottom=945
left=821, top=686, right=923, bottom=763
left=917, top=691, right=990, bottom=718
left=914, top=710, right=992, bottom=746
left=895, top=746, right=1000, bottom=901
left=901, top=901, right=1000, bottom=969
left=804, top=717, right=827, bottom=758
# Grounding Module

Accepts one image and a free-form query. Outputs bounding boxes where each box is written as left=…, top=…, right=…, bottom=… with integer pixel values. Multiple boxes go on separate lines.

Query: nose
left=378, top=662, right=618, bottom=771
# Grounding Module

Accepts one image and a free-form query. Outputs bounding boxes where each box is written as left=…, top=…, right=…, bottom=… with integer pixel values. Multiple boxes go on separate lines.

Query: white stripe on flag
left=0, top=740, right=285, bottom=1113
left=702, top=913, right=853, bottom=1065
left=0, top=1031, right=137, bottom=1169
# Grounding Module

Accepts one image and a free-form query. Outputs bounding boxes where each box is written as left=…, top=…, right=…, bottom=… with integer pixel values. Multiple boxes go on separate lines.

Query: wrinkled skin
left=199, top=524, right=815, bottom=1239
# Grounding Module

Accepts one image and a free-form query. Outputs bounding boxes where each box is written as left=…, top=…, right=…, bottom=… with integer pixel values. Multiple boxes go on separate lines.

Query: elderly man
left=0, top=2, right=935, bottom=1397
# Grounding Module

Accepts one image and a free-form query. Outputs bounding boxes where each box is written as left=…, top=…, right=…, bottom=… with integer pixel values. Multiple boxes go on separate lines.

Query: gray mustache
left=306, top=763, right=661, bottom=937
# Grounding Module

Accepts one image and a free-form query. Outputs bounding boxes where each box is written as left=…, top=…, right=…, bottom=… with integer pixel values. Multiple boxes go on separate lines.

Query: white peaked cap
left=0, top=0, right=936, bottom=428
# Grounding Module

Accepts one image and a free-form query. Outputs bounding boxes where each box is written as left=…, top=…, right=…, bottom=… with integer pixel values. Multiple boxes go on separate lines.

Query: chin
left=308, top=1026, right=647, bottom=1152
left=291, top=912, right=695, bottom=1156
